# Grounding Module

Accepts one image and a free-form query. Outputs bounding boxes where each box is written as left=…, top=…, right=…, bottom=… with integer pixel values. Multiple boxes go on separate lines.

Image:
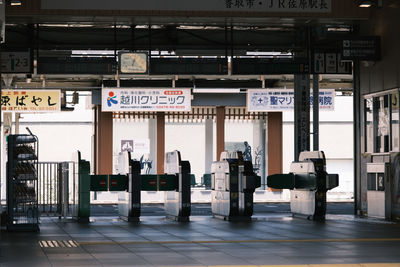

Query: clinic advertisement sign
left=102, top=88, right=191, bottom=112
left=1, top=90, right=61, bottom=113
left=247, top=89, right=335, bottom=111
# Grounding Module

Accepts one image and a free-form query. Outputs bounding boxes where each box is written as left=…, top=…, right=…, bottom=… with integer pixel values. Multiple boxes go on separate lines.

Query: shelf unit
left=6, top=134, right=39, bottom=231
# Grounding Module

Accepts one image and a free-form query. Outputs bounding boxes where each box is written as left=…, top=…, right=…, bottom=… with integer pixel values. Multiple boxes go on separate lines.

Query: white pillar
left=253, top=117, right=267, bottom=189
left=2, top=113, right=12, bottom=201
left=205, top=119, right=213, bottom=174
left=148, top=118, right=157, bottom=174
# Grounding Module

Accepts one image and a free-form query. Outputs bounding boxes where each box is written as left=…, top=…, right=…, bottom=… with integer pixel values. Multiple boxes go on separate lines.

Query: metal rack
left=6, top=134, right=40, bottom=231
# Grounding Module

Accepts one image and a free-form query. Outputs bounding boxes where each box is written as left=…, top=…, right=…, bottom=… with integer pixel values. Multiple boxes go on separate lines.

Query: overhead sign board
left=119, top=52, right=148, bottom=74
left=102, top=88, right=191, bottom=112
left=232, top=58, right=308, bottom=75
left=1, top=90, right=61, bottom=113
left=341, top=36, right=381, bottom=61
left=150, top=58, right=228, bottom=75
left=313, top=52, right=352, bottom=74
left=1, top=51, right=31, bottom=73
left=41, top=0, right=331, bottom=13
left=247, top=89, right=335, bottom=112
left=38, top=57, right=116, bottom=74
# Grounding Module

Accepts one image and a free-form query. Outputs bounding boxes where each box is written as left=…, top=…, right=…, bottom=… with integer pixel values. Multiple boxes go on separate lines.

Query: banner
left=102, top=88, right=191, bottom=112
left=1, top=90, right=61, bottom=113
left=247, top=89, right=335, bottom=111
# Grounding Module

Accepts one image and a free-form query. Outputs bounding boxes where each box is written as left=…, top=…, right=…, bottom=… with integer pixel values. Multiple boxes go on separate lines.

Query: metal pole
left=353, top=60, right=361, bottom=215
left=294, top=74, right=311, bottom=161
left=313, top=74, right=319, bottom=151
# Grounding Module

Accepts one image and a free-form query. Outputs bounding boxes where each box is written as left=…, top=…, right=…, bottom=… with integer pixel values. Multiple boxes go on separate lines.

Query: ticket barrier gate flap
left=72, top=150, right=192, bottom=222
left=211, top=152, right=261, bottom=221
left=164, top=151, right=191, bottom=222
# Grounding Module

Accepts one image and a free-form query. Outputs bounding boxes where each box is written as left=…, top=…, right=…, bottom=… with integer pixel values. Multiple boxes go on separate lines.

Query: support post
left=353, top=60, right=361, bottom=215
left=313, top=74, right=319, bottom=151
left=268, top=112, right=283, bottom=191
left=95, top=106, right=113, bottom=175
left=148, top=118, right=157, bottom=174
left=205, top=119, right=213, bottom=174
left=156, top=112, right=165, bottom=174
left=294, top=74, right=310, bottom=161
left=216, top=106, right=225, bottom=160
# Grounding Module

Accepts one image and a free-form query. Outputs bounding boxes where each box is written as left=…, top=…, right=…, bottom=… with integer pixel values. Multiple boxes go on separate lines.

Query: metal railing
left=37, top=162, right=74, bottom=217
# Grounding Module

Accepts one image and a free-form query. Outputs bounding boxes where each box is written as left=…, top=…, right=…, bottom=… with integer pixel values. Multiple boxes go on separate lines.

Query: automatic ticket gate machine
left=164, top=151, right=191, bottom=222
left=211, top=151, right=261, bottom=221
left=267, top=151, right=339, bottom=221
left=72, top=150, right=191, bottom=222
left=117, top=152, right=141, bottom=222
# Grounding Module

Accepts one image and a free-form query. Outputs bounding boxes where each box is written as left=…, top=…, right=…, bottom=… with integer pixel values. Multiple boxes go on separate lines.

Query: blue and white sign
left=247, top=89, right=335, bottom=111
left=102, top=88, right=191, bottom=112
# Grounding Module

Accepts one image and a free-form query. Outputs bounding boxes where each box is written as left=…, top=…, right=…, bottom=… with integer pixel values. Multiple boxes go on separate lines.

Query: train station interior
left=1, top=0, right=400, bottom=266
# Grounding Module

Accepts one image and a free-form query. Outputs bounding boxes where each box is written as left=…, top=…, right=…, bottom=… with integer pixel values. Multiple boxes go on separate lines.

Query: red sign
left=99, top=180, right=106, bottom=187
left=160, top=179, right=167, bottom=187
left=149, top=180, right=156, bottom=186
left=111, top=179, right=118, bottom=187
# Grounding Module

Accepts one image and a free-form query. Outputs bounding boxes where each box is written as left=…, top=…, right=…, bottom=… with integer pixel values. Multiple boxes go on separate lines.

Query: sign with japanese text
left=1, top=51, right=31, bottom=73
left=247, top=89, right=335, bottom=111
left=42, top=0, right=331, bottom=13
left=1, top=90, right=61, bottom=113
left=102, top=88, right=191, bottom=112
left=341, top=36, right=381, bottom=61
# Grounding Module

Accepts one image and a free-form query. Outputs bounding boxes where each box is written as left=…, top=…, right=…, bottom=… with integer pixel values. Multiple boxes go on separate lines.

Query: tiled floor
left=1, top=214, right=400, bottom=266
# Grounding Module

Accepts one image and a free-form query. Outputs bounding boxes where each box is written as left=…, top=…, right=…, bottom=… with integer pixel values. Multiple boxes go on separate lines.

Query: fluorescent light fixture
left=10, top=0, right=21, bottom=6
left=193, top=88, right=241, bottom=93
left=358, top=0, right=373, bottom=7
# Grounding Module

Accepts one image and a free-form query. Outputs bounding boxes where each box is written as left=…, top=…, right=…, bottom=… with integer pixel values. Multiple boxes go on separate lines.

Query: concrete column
left=148, top=118, right=157, bottom=174
left=253, top=118, right=267, bottom=189
left=95, top=106, right=113, bottom=175
left=156, top=112, right=165, bottom=174
left=216, top=107, right=225, bottom=161
left=205, top=118, right=213, bottom=174
left=268, top=112, right=283, bottom=191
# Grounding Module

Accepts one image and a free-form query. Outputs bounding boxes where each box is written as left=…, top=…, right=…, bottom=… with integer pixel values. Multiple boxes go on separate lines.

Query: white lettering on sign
left=102, top=88, right=191, bottom=112
left=42, top=0, right=331, bottom=13
left=247, top=89, right=335, bottom=112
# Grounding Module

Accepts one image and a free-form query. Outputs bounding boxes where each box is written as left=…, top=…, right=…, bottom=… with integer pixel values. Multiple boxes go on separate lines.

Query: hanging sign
left=1, top=90, right=61, bottom=113
left=247, top=89, right=335, bottom=111
left=42, top=0, right=331, bottom=13
left=102, top=88, right=191, bottom=112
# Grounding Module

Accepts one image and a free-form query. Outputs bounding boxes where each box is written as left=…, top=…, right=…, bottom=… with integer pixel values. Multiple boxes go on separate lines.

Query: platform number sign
left=1, top=51, right=31, bottom=73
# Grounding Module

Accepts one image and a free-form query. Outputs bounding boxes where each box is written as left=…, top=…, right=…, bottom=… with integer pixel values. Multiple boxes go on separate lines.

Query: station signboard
left=102, top=88, right=191, bottom=112
left=341, top=36, right=381, bottom=61
left=1, top=90, right=61, bottom=113
left=313, top=52, right=352, bottom=74
left=1, top=51, right=32, bottom=73
left=247, top=88, right=335, bottom=112
left=42, top=0, right=332, bottom=13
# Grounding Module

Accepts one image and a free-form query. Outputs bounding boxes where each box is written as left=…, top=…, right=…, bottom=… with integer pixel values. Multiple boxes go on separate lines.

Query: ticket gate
left=72, top=150, right=191, bottom=222
left=267, top=151, right=339, bottom=221
left=211, top=151, right=261, bottom=221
